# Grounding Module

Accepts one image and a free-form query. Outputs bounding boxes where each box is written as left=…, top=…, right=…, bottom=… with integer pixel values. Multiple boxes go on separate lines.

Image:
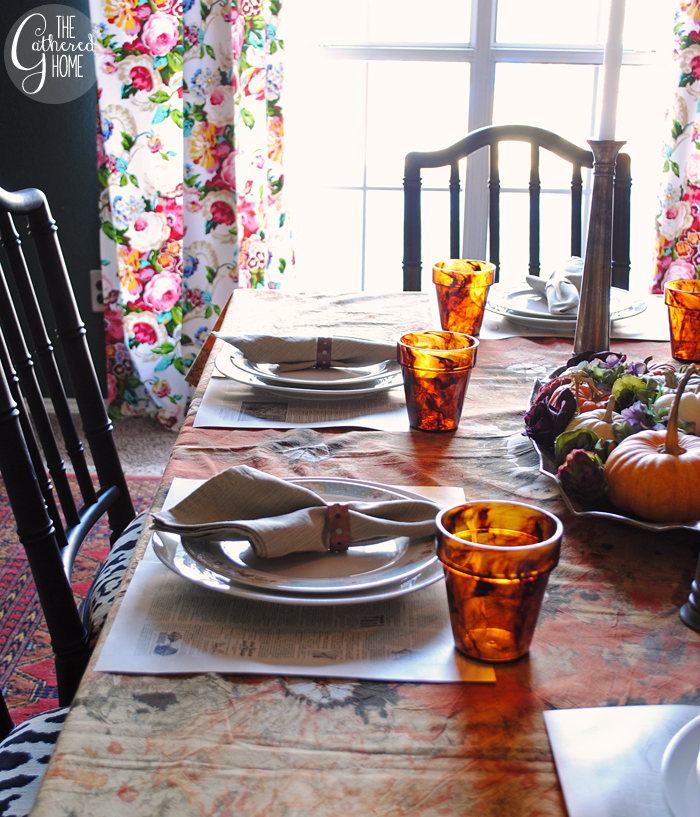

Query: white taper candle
left=598, top=0, right=626, bottom=140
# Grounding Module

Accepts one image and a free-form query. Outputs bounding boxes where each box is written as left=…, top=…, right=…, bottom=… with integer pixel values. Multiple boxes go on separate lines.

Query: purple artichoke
left=523, top=388, right=576, bottom=450
left=532, top=376, right=569, bottom=406
left=557, top=449, right=608, bottom=504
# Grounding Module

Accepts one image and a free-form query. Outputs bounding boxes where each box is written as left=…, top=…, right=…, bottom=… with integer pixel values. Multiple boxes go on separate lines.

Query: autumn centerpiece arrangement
left=524, top=350, right=700, bottom=523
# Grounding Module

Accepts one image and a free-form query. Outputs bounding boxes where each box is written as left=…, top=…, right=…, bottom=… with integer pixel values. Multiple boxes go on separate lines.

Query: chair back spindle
left=611, top=152, right=632, bottom=290
left=449, top=162, right=461, bottom=259
left=571, top=165, right=584, bottom=258
left=488, top=143, right=501, bottom=277
left=528, top=142, right=541, bottom=277
left=0, top=362, right=90, bottom=705
left=0, top=330, right=69, bottom=550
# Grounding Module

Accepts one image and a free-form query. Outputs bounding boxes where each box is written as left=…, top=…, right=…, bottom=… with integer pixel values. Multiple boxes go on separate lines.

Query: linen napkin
left=214, top=334, right=397, bottom=371
left=525, top=256, right=584, bottom=314
left=151, top=466, right=440, bottom=559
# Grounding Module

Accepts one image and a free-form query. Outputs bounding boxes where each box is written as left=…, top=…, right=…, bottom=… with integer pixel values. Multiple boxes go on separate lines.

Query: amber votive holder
left=436, top=501, right=563, bottom=662
left=432, top=260, right=496, bottom=336
left=397, top=331, right=479, bottom=432
left=665, top=279, right=700, bottom=362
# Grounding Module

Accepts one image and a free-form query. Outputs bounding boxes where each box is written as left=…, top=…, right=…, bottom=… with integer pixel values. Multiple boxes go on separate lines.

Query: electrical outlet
left=90, top=269, right=103, bottom=313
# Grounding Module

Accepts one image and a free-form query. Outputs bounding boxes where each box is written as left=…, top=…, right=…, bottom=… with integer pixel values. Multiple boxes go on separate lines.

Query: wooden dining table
left=30, top=290, right=700, bottom=817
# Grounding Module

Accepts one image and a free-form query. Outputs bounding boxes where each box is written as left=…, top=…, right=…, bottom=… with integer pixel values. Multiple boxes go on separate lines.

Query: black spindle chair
left=0, top=185, right=140, bottom=718
left=403, top=124, right=631, bottom=292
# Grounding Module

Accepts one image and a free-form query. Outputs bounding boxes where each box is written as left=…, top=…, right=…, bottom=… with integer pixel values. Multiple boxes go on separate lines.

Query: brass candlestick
left=574, top=140, right=626, bottom=354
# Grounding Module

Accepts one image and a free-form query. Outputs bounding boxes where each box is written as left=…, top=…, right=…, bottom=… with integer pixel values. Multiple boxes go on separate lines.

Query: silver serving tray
left=529, top=376, right=700, bottom=533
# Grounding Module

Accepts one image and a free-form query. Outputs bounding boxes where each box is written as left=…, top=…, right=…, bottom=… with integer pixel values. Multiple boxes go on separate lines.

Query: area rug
left=0, top=476, right=160, bottom=725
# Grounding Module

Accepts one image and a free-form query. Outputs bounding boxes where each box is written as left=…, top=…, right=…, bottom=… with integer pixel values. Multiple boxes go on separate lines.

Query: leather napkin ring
left=316, top=337, right=332, bottom=368
left=328, top=503, right=351, bottom=551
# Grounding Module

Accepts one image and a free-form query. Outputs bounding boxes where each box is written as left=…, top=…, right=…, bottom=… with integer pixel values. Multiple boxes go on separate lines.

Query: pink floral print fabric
left=653, top=2, right=700, bottom=293
left=90, top=0, right=293, bottom=429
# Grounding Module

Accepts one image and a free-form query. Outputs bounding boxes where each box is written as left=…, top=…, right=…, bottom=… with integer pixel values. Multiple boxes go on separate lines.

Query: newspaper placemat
left=194, top=373, right=409, bottom=431
left=95, top=562, right=494, bottom=683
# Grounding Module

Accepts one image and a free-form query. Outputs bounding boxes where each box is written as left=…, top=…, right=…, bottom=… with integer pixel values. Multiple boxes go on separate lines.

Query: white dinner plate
left=487, top=283, right=647, bottom=325
left=661, top=714, right=700, bottom=817
left=178, top=478, right=437, bottom=593
left=231, top=355, right=401, bottom=388
left=215, top=350, right=404, bottom=400
left=152, top=533, right=444, bottom=606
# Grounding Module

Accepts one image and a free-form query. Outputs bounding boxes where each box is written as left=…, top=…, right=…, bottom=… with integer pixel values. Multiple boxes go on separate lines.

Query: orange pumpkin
left=605, top=366, right=700, bottom=522
left=577, top=380, right=610, bottom=412
left=549, top=372, right=609, bottom=413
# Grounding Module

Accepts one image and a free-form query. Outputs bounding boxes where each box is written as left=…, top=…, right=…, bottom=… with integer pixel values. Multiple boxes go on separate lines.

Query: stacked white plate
left=661, top=714, right=700, bottom=816
left=486, top=282, right=647, bottom=333
left=152, top=477, right=443, bottom=606
left=214, top=346, right=403, bottom=400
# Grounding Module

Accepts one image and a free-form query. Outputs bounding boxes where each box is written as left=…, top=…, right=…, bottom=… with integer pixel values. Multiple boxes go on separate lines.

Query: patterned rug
left=0, top=476, right=160, bottom=725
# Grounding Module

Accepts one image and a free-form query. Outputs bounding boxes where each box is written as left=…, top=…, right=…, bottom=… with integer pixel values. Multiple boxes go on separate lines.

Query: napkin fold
left=214, top=334, right=397, bottom=371
left=525, top=257, right=584, bottom=315
left=151, top=466, right=440, bottom=559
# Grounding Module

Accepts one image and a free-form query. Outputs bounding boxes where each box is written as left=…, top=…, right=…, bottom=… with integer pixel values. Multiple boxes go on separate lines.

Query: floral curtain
left=90, top=0, right=293, bottom=429
left=653, top=2, right=700, bottom=293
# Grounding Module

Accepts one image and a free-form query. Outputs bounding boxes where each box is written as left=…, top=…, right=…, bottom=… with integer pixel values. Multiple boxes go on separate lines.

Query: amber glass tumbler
left=665, top=279, right=700, bottom=362
left=397, top=331, right=479, bottom=432
left=432, top=260, right=496, bottom=336
left=436, top=501, right=563, bottom=662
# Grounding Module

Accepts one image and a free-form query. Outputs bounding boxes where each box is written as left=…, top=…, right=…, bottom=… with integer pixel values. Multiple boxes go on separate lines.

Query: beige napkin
left=214, top=334, right=397, bottom=371
left=526, top=256, right=584, bottom=314
left=151, top=466, right=440, bottom=559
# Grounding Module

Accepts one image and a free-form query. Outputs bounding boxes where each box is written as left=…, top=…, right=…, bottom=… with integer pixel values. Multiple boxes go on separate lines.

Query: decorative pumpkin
left=605, top=366, right=700, bottom=522
left=647, top=361, right=677, bottom=377
left=654, top=381, right=700, bottom=430
left=550, top=371, right=609, bottom=413
left=658, top=367, right=700, bottom=395
left=576, top=380, right=610, bottom=412
left=564, top=395, right=620, bottom=442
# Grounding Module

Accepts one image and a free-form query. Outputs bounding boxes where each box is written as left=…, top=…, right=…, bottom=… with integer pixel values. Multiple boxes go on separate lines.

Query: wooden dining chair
left=402, top=124, right=631, bottom=292
left=0, top=184, right=144, bottom=716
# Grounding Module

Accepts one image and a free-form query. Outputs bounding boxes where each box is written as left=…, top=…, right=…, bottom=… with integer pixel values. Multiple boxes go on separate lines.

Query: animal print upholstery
left=0, top=707, right=69, bottom=817
left=87, top=511, right=147, bottom=647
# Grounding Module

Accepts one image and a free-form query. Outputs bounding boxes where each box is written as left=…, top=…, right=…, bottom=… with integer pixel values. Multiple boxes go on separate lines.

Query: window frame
left=303, top=0, right=670, bottom=286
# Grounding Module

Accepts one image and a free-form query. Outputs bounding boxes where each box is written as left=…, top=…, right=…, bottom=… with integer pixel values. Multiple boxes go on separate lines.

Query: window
left=284, top=0, right=676, bottom=294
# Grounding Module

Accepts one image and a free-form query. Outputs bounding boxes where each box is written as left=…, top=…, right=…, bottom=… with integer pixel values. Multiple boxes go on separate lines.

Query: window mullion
left=463, top=0, right=496, bottom=260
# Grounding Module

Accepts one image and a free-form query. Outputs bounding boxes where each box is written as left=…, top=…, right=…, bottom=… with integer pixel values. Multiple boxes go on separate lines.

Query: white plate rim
left=152, top=532, right=444, bottom=606
left=178, top=477, right=437, bottom=593
left=215, top=350, right=404, bottom=399
left=231, top=355, right=401, bottom=388
left=487, top=283, right=647, bottom=323
left=661, top=714, right=700, bottom=817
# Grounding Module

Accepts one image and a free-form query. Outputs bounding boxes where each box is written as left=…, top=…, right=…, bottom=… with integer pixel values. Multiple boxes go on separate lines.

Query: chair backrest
left=402, top=124, right=631, bottom=292
left=0, top=185, right=135, bottom=709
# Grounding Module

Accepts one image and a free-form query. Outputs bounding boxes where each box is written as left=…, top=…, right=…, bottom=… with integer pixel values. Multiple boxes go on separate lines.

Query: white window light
left=284, top=0, right=676, bottom=294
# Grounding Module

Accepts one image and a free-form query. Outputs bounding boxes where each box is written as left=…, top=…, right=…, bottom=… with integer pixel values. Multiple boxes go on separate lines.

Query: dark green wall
left=0, top=0, right=104, bottom=388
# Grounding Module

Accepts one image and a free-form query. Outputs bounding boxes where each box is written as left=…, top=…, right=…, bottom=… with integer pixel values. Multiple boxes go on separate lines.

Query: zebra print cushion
left=87, top=511, right=147, bottom=647
left=0, top=707, right=69, bottom=817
